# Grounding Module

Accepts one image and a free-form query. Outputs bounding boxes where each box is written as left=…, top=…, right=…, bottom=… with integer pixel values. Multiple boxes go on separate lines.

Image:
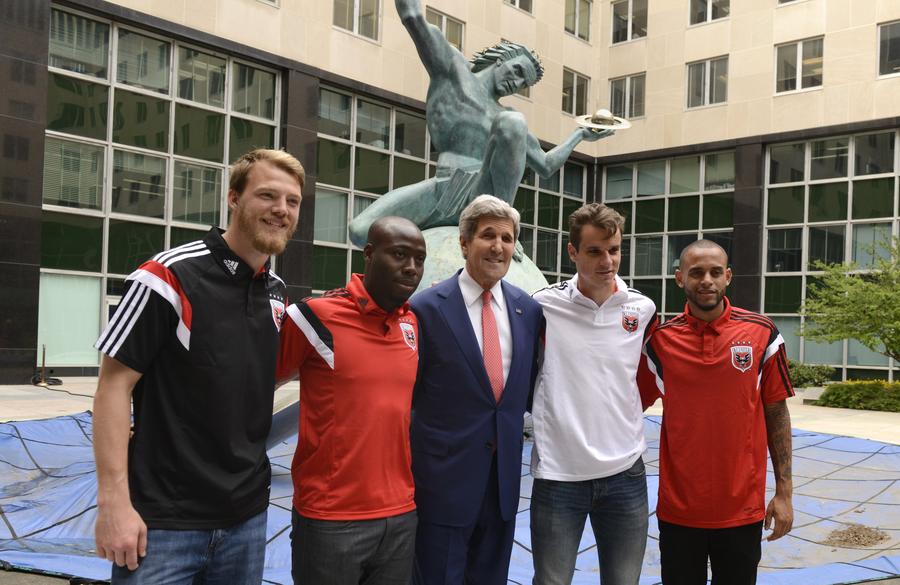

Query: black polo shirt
left=95, top=227, right=286, bottom=529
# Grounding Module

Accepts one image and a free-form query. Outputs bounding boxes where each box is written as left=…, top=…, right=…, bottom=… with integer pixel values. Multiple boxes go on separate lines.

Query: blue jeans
left=530, top=457, right=649, bottom=585
left=291, top=508, right=417, bottom=585
left=111, top=509, right=267, bottom=585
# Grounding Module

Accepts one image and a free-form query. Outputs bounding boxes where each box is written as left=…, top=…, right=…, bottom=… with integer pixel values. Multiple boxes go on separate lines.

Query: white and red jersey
left=638, top=298, right=794, bottom=528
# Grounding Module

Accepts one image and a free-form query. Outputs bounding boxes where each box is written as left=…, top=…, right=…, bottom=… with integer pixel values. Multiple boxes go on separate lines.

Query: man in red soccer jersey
left=639, top=239, right=794, bottom=585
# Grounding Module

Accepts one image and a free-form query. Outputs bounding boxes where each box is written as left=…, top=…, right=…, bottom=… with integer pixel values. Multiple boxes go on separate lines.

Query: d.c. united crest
left=399, top=321, right=417, bottom=351
left=622, top=310, right=639, bottom=333
left=270, top=299, right=285, bottom=332
left=730, top=344, right=753, bottom=372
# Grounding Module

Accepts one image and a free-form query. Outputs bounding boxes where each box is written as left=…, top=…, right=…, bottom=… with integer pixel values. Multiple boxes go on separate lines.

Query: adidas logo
left=223, top=259, right=239, bottom=275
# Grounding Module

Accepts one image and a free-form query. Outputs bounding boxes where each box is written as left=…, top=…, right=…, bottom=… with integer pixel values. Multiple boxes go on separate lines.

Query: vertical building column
left=730, top=142, right=765, bottom=312
left=0, top=1, right=50, bottom=383
left=279, top=69, right=319, bottom=302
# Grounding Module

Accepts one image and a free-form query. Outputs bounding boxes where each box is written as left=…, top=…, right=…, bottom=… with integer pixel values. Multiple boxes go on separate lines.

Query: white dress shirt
left=458, top=269, right=512, bottom=383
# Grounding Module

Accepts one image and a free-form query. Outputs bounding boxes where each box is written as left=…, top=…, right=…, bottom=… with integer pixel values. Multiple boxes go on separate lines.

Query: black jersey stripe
left=287, top=302, right=336, bottom=369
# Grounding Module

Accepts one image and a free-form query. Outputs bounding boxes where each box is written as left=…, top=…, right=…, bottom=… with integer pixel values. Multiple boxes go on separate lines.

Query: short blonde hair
left=229, top=149, right=305, bottom=195
left=459, top=194, right=521, bottom=242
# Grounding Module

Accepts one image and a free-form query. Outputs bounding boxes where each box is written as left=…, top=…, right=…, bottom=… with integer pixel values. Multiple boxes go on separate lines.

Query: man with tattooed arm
left=638, top=239, right=794, bottom=585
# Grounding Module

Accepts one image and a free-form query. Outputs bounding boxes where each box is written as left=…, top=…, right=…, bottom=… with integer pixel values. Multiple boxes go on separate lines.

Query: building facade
left=0, top=0, right=898, bottom=382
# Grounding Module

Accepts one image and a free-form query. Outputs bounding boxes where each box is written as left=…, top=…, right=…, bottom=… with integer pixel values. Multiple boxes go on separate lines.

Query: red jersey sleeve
left=276, top=303, right=313, bottom=384
left=637, top=338, right=663, bottom=411
left=760, top=328, right=794, bottom=403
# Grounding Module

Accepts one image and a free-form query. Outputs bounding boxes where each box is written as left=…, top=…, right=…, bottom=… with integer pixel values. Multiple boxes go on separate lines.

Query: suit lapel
left=438, top=275, right=493, bottom=396
left=502, top=281, right=525, bottom=392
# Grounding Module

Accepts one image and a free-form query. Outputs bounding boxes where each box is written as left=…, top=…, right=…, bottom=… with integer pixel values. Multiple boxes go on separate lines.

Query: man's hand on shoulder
left=95, top=495, right=148, bottom=570
left=764, top=492, right=793, bottom=541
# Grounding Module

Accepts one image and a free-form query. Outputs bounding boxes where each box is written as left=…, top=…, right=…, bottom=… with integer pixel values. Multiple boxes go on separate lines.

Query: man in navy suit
left=410, top=194, right=544, bottom=585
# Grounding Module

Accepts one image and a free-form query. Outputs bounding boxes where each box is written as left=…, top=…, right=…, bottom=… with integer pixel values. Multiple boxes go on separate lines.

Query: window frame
left=878, top=20, right=900, bottom=78
left=425, top=6, right=465, bottom=52
left=503, top=0, right=533, bottom=15
left=774, top=36, right=824, bottom=94
left=611, top=0, right=647, bottom=45
left=333, top=0, right=382, bottom=42
left=688, top=0, right=729, bottom=26
left=609, top=72, right=646, bottom=119
left=562, top=68, right=590, bottom=116
left=685, top=56, right=728, bottom=109
left=565, top=0, right=592, bottom=42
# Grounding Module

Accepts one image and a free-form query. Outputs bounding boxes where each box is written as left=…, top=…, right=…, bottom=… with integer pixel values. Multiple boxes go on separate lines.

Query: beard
left=234, top=204, right=297, bottom=256
left=687, top=289, right=724, bottom=311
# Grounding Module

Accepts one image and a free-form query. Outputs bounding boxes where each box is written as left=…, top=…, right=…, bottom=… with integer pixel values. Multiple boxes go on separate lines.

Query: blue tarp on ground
left=1, top=412, right=898, bottom=584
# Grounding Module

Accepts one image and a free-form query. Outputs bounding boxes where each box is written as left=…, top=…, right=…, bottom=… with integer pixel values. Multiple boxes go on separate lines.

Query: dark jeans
left=658, top=519, right=763, bottom=585
left=530, top=457, right=649, bottom=585
left=291, top=508, right=417, bottom=585
left=111, top=509, right=266, bottom=585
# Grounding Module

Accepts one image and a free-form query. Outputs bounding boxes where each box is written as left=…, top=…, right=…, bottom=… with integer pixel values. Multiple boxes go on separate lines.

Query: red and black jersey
left=95, top=227, right=286, bottom=530
left=638, top=297, right=794, bottom=529
left=276, top=274, right=419, bottom=521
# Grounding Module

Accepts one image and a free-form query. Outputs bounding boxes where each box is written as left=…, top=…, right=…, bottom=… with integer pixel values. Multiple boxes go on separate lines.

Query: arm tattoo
left=764, top=400, right=793, bottom=486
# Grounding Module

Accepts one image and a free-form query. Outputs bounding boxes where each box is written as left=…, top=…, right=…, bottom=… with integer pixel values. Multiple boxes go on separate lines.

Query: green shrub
left=815, top=381, right=900, bottom=412
left=788, top=360, right=835, bottom=388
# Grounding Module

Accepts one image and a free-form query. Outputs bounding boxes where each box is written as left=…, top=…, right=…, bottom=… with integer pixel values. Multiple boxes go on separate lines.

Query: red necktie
left=482, top=290, right=504, bottom=403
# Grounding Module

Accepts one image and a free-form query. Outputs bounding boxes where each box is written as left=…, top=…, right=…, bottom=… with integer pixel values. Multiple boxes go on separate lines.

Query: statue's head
left=470, top=41, right=544, bottom=94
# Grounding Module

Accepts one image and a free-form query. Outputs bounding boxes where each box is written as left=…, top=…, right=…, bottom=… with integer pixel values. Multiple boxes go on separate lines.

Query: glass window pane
left=772, top=317, right=800, bottom=361
left=619, top=237, right=631, bottom=276
left=846, top=368, right=890, bottom=380
left=808, top=225, right=845, bottom=267
left=395, top=111, right=426, bottom=158
left=612, top=0, right=628, bottom=43
left=107, top=220, right=165, bottom=274
left=702, top=192, right=733, bottom=229
left=112, top=89, right=170, bottom=152
left=709, top=57, right=728, bottom=104
left=540, top=169, right=561, bottom=192
left=319, top=89, right=352, bottom=139
left=578, top=0, right=591, bottom=40
left=536, top=230, right=559, bottom=272
left=804, top=323, right=843, bottom=364
left=562, top=198, right=581, bottom=233
left=232, top=63, right=276, bottom=120
left=47, top=73, right=109, bottom=140
left=665, top=278, right=685, bottom=313
left=178, top=48, right=226, bottom=108
left=852, top=223, right=892, bottom=268
left=801, top=38, right=823, bottom=88
left=769, top=143, right=804, bottom=183
left=353, top=194, right=376, bottom=219
left=687, top=62, right=705, bottom=108
left=565, top=0, right=577, bottom=33
left=605, top=165, right=633, bottom=199
left=37, top=273, right=101, bottom=366
left=314, top=245, right=347, bottom=290
left=630, top=74, right=645, bottom=117
left=637, top=161, right=665, bottom=196
left=690, top=0, right=707, bottom=25
left=705, top=151, right=734, bottom=190
left=855, top=132, right=895, bottom=176
left=852, top=178, right=894, bottom=219
left=635, top=199, right=664, bottom=233
left=514, top=187, right=536, bottom=224
left=767, top=228, right=802, bottom=272
left=317, top=139, right=352, bottom=188
left=116, top=30, right=170, bottom=94
left=393, top=157, right=426, bottom=189
left=767, top=186, right=805, bottom=225
left=355, top=148, right=390, bottom=194
left=810, top=137, right=849, bottom=180
left=776, top=44, right=797, bottom=92
left=764, top=276, right=802, bottom=313
left=632, top=0, right=647, bottom=38
left=712, top=0, right=729, bottom=19
left=229, top=119, right=275, bottom=162
left=356, top=100, right=390, bottom=148
left=351, top=249, right=366, bottom=274
left=704, top=231, right=733, bottom=260
left=358, top=0, right=380, bottom=40
left=173, top=104, right=225, bottom=162
left=808, top=182, right=848, bottom=222
left=519, top=225, right=535, bottom=259
left=334, top=0, right=353, bottom=30
left=848, top=339, right=889, bottom=367
left=607, top=201, right=631, bottom=235
left=575, top=74, right=589, bottom=116
left=172, top=162, right=221, bottom=225
left=668, top=196, right=699, bottom=231
left=447, top=18, right=464, bottom=51
left=538, top=193, right=561, bottom=229
left=562, top=69, right=574, bottom=113
left=41, top=211, right=103, bottom=272
left=111, top=150, right=166, bottom=218
left=314, top=189, right=348, bottom=244
left=670, top=157, right=700, bottom=193
left=171, top=226, right=207, bottom=247
left=560, top=237, right=576, bottom=274
left=563, top=163, right=584, bottom=197
left=42, top=138, right=104, bottom=210
left=634, top=236, right=662, bottom=276
left=49, top=9, right=109, bottom=78
left=610, top=78, right=626, bottom=118
left=668, top=233, right=697, bottom=275
left=879, top=21, right=900, bottom=76
left=634, top=279, right=662, bottom=310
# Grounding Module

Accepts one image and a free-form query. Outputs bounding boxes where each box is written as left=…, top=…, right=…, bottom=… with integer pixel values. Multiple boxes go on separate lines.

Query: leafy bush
left=788, top=360, right=835, bottom=388
left=815, top=381, right=900, bottom=412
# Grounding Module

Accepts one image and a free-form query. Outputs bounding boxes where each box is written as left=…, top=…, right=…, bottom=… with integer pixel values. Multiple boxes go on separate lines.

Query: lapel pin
left=515, top=308, right=523, bottom=315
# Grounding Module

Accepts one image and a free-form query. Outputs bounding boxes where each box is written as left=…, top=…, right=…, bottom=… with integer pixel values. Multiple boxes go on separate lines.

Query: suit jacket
left=409, top=271, right=543, bottom=527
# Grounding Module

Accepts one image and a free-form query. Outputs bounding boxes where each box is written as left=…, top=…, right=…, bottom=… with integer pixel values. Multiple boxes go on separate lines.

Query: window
left=334, top=0, right=380, bottom=40
left=562, top=69, right=589, bottom=116
left=565, top=0, right=592, bottom=41
left=610, top=73, right=645, bottom=118
left=690, top=0, right=729, bottom=25
left=425, top=7, right=464, bottom=52
left=776, top=37, right=823, bottom=92
left=879, top=20, right=900, bottom=76
left=504, top=0, right=533, bottom=13
left=687, top=56, right=728, bottom=108
left=612, top=0, right=647, bottom=44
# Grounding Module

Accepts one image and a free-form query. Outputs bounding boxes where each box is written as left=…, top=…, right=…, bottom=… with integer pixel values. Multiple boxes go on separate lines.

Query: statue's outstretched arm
left=395, top=0, right=455, bottom=76
left=525, top=128, right=613, bottom=178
